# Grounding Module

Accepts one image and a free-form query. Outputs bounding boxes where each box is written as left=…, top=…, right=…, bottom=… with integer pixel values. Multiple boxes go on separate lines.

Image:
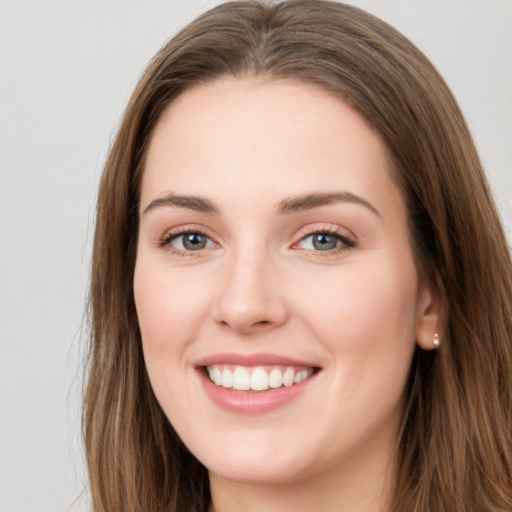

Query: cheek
left=296, top=259, right=419, bottom=441
left=134, top=260, right=210, bottom=352
left=294, top=256, right=419, bottom=376
left=133, top=259, right=212, bottom=419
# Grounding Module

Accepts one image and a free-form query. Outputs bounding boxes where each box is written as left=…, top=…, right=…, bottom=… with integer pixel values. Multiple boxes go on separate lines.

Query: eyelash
left=293, top=228, right=356, bottom=255
left=159, top=227, right=215, bottom=258
left=159, top=227, right=356, bottom=257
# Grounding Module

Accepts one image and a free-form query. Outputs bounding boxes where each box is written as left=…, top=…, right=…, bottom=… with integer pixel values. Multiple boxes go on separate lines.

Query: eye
left=164, top=231, right=216, bottom=252
left=295, top=231, right=355, bottom=252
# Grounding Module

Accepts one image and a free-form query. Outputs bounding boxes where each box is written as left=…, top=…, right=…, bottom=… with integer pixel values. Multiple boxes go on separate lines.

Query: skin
left=134, top=78, right=440, bottom=512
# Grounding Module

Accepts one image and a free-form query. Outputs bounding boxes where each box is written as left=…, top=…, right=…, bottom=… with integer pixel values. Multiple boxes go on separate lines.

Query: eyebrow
left=142, top=190, right=380, bottom=218
left=277, top=192, right=380, bottom=217
left=143, top=193, right=219, bottom=215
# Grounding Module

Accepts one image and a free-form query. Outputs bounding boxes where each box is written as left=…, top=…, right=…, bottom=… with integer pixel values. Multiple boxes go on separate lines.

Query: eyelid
left=157, top=222, right=355, bottom=256
left=292, top=224, right=356, bottom=252
left=158, top=224, right=219, bottom=253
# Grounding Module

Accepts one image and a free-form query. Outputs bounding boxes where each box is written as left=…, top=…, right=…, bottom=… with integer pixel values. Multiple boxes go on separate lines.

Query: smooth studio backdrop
left=0, top=1, right=510, bottom=511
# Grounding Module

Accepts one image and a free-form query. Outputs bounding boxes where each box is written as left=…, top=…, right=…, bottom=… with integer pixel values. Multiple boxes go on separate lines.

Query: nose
left=212, top=247, right=288, bottom=334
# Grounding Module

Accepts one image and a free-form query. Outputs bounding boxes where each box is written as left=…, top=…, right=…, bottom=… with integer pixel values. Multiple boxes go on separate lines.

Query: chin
left=188, top=432, right=313, bottom=485
left=205, top=453, right=307, bottom=486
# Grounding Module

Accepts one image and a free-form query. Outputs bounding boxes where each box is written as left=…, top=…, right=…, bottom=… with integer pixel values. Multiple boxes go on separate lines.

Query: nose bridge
left=214, top=238, right=286, bottom=332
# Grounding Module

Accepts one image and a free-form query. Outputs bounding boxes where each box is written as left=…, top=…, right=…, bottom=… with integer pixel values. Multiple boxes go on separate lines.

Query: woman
left=83, top=1, right=512, bottom=511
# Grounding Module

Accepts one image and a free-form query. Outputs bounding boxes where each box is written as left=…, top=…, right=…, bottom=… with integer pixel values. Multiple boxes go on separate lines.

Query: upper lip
left=194, top=352, right=320, bottom=368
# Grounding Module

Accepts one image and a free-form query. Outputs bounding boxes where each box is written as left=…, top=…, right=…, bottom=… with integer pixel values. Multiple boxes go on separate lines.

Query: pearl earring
left=433, top=333, right=440, bottom=347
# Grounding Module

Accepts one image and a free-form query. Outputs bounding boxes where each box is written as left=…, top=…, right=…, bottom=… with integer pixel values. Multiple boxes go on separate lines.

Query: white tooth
left=269, top=368, right=283, bottom=388
left=294, top=369, right=313, bottom=384
left=250, top=367, right=269, bottom=391
left=208, top=367, right=215, bottom=382
left=283, top=367, right=294, bottom=387
left=221, top=368, right=233, bottom=388
left=294, top=369, right=304, bottom=384
left=232, top=366, right=250, bottom=390
left=214, top=366, right=222, bottom=386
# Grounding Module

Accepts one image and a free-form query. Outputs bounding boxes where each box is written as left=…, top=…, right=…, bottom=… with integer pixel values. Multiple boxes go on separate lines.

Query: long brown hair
left=84, top=1, right=512, bottom=510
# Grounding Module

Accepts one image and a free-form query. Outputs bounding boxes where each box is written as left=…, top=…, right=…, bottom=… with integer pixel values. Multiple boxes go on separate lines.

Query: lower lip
left=197, top=368, right=319, bottom=414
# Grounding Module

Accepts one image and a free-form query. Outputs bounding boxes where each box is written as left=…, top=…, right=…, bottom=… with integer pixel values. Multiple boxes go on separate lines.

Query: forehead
left=141, top=78, right=403, bottom=219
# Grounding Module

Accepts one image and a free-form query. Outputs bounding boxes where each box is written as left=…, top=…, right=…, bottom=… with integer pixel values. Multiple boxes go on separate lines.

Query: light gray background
left=0, top=1, right=510, bottom=511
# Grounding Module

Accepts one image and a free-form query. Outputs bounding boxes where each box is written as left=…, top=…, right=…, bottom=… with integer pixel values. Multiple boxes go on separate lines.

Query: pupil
left=313, top=233, right=337, bottom=250
left=183, top=233, right=206, bottom=250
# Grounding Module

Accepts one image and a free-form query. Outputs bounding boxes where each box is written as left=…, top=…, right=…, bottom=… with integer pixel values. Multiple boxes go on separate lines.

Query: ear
left=415, top=278, right=445, bottom=350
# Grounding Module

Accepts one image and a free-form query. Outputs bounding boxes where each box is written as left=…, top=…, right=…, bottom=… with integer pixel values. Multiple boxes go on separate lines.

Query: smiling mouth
left=205, top=364, right=317, bottom=392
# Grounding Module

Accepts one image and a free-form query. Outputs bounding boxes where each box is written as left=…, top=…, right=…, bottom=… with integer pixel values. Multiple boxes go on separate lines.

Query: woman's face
left=134, top=79, right=437, bottom=486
